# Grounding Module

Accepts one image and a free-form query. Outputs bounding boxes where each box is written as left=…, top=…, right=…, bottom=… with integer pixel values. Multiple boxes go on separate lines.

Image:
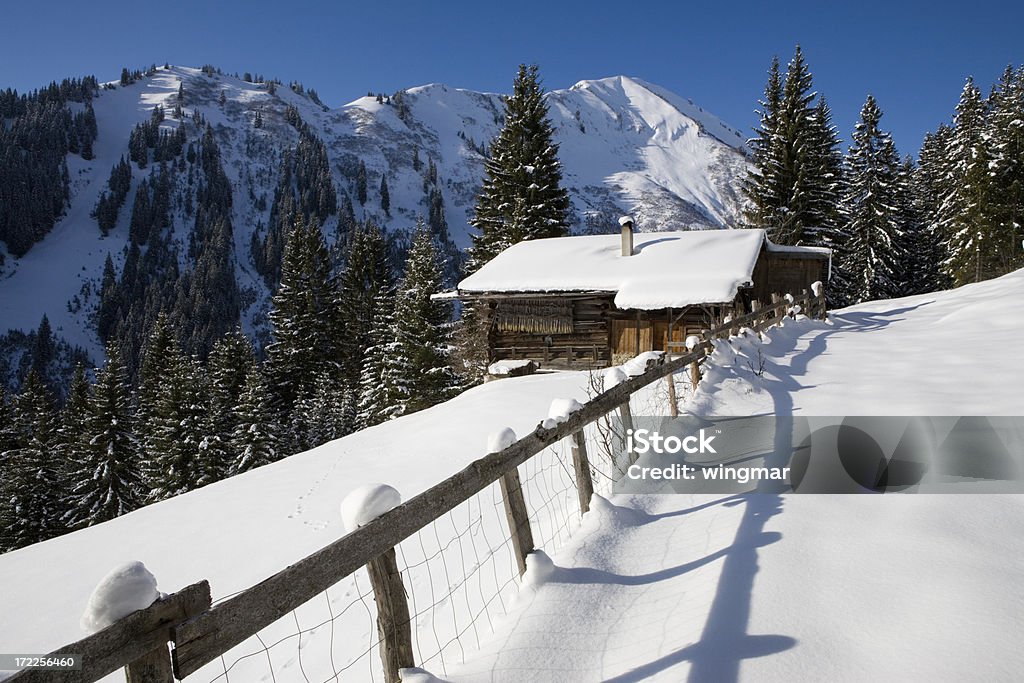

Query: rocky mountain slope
left=0, top=65, right=750, bottom=366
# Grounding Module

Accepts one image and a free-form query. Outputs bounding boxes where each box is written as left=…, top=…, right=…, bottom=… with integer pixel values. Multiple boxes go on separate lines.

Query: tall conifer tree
left=840, top=95, right=906, bottom=303
left=743, top=47, right=840, bottom=246
left=66, top=347, right=142, bottom=527
left=468, top=64, right=570, bottom=272
left=267, top=216, right=341, bottom=422
left=0, top=372, right=63, bottom=549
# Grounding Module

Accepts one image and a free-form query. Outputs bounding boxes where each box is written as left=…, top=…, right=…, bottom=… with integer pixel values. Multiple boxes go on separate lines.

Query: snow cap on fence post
left=603, top=367, right=627, bottom=391
left=548, top=398, right=583, bottom=423
left=811, top=280, right=823, bottom=297
left=341, top=483, right=402, bottom=533
left=80, top=561, right=162, bottom=633
left=685, top=335, right=701, bottom=351
left=488, top=427, right=517, bottom=453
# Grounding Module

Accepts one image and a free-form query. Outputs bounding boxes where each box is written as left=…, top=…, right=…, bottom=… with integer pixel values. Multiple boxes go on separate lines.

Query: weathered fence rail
left=7, top=292, right=825, bottom=683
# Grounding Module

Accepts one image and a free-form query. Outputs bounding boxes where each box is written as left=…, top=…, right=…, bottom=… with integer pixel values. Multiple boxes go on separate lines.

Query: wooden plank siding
left=487, top=295, right=614, bottom=368
left=748, top=248, right=829, bottom=306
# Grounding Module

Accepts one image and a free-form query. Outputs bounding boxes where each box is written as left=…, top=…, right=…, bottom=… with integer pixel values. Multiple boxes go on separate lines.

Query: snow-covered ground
left=449, top=492, right=1024, bottom=682
left=2, top=270, right=1023, bottom=681
left=0, top=371, right=614, bottom=682
left=448, top=269, right=1024, bottom=681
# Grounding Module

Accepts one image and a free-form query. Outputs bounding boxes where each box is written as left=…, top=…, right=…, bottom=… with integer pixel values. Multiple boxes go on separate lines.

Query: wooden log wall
left=489, top=295, right=614, bottom=368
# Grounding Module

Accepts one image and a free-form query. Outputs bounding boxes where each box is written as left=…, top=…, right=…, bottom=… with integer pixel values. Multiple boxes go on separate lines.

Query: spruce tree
left=66, top=347, right=142, bottom=527
left=267, top=217, right=341, bottom=421
left=0, top=387, right=16, bottom=550
left=336, top=221, right=393, bottom=399
left=914, top=125, right=955, bottom=293
left=97, top=254, right=119, bottom=342
left=742, top=57, right=785, bottom=232
left=840, top=95, right=906, bottom=303
left=940, top=79, right=993, bottom=286
left=468, top=64, right=570, bottom=272
left=143, top=352, right=221, bottom=499
left=229, top=367, right=280, bottom=474
left=380, top=175, right=391, bottom=216
left=57, top=364, right=91, bottom=491
left=0, top=371, right=63, bottom=549
left=895, top=156, right=938, bottom=295
left=393, top=223, right=459, bottom=412
left=32, top=314, right=55, bottom=380
left=207, top=328, right=255, bottom=449
left=356, top=160, right=368, bottom=205
left=743, top=47, right=839, bottom=246
left=356, top=293, right=403, bottom=429
left=986, top=65, right=1024, bottom=276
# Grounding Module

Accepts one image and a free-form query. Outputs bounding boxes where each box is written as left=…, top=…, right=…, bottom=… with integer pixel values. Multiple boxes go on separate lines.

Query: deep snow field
left=2, top=269, right=1024, bottom=681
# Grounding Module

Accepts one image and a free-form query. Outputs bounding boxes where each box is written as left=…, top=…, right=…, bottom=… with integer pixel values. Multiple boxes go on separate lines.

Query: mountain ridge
left=0, top=65, right=751, bottom=369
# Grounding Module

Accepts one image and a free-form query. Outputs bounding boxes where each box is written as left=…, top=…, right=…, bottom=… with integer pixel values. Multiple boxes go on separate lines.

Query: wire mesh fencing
left=180, top=407, right=630, bottom=683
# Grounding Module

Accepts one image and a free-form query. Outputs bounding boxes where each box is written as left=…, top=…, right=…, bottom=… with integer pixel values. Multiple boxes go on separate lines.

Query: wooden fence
left=6, top=291, right=826, bottom=683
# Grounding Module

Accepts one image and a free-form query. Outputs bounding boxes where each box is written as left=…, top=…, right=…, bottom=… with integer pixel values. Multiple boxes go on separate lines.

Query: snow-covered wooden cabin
left=455, top=220, right=830, bottom=369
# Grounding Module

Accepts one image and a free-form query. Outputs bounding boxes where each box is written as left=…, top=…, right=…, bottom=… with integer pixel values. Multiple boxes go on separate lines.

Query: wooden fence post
left=498, top=467, right=535, bottom=576
left=666, top=373, right=679, bottom=417
left=365, top=549, right=415, bottom=683
left=570, top=430, right=595, bottom=515
left=618, top=401, right=635, bottom=466
left=126, top=646, right=174, bottom=683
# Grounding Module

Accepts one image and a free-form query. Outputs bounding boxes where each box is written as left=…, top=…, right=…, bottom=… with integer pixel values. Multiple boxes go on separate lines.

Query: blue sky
left=2, top=0, right=1021, bottom=154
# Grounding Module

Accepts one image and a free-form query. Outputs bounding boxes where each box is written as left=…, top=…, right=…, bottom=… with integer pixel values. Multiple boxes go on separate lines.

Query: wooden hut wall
left=485, top=295, right=614, bottom=367
left=748, top=249, right=828, bottom=307
left=608, top=306, right=721, bottom=357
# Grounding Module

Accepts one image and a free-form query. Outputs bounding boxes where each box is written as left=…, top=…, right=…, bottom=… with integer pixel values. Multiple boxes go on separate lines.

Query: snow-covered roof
left=457, top=229, right=828, bottom=310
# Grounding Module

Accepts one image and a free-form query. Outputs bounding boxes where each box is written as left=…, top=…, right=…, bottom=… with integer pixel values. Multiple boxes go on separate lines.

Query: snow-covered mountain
left=0, top=66, right=750, bottom=361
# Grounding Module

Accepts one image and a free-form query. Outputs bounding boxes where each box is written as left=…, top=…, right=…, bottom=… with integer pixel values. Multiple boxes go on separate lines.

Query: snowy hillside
left=1, top=269, right=1023, bottom=681
left=0, top=66, right=750, bottom=361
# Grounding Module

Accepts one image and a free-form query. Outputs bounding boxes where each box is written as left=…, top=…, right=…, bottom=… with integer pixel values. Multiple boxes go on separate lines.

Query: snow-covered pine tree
left=467, top=64, right=570, bottom=272
left=840, top=95, right=906, bottom=303
left=940, top=79, right=993, bottom=286
left=207, top=327, right=256, bottom=450
left=0, top=371, right=64, bottom=549
left=65, top=346, right=142, bottom=528
left=895, top=156, right=941, bottom=295
left=137, top=312, right=177, bottom=421
left=742, top=56, right=785, bottom=232
left=56, top=363, right=91, bottom=490
left=743, top=47, right=839, bottom=247
left=229, top=366, right=280, bottom=474
left=336, top=221, right=393, bottom=399
left=914, top=125, right=955, bottom=293
left=267, top=216, right=341, bottom=421
left=31, top=314, right=55, bottom=382
left=986, top=65, right=1024, bottom=276
left=356, top=160, right=368, bottom=205
left=142, top=350, right=221, bottom=500
left=356, top=292, right=403, bottom=429
left=295, top=369, right=349, bottom=448
left=380, top=174, right=391, bottom=216
left=805, top=96, right=851, bottom=304
left=393, top=222, right=459, bottom=412
left=0, top=386, right=15, bottom=550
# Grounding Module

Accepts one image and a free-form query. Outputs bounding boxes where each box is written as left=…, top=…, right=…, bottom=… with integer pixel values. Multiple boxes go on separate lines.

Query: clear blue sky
left=2, top=0, right=1021, bottom=155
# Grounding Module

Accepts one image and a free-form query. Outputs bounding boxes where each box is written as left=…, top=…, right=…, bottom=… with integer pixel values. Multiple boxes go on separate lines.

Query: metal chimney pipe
left=619, top=215, right=634, bottom=257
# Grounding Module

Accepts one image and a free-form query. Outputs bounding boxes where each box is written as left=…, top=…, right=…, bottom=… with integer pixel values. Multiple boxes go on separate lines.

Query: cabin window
left=494, top=299, right=573, bottom=334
